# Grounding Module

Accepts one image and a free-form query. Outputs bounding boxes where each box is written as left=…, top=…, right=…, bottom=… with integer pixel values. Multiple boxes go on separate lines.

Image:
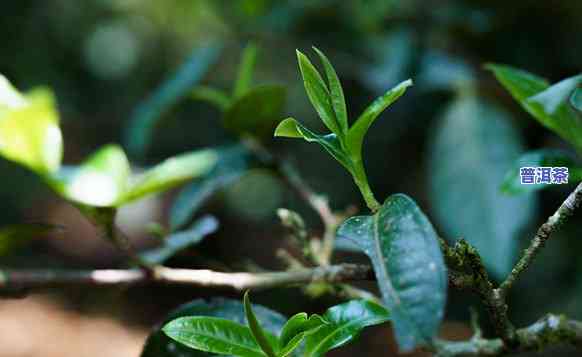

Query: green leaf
left=274, top=118, right=352, bottom=171
left=163, top=317, right=268, bottom=357
left=0, top=77, right=63, bottom=175
left=501, top=149, right=582, bottom=195
left=244, top=292, right=278, bottom=357
left=234, top=43, right=259, bottom=99
left=296, top=50, right=341, bottom=136
left=429, top=95, right=535, bottom=277
left=140, top=215, right=218, bottom=264
left=169, top=146, right=249, bottom=231
left=312, top=47, right=348, bottom=135
left=0, top=223, right=62, bottom=256
left=571, top=88, right=582, bottom=111
left=125, top=43, right=221, bottom=159
left=51, top=144, right=131, bottom=207
left=337, top=195, right=446, bottom=352
left=119, top=149, right=217, bottom=205
left=304, top=300, right=390, bottom=356
left=224, top=85, right=287, bottom=138
left=346, top=79, right=412, bottom=160
left=279, top=313, right=326, bottom=349
left=191, top=86, right=231, bottom=111
left=141, top=298, right=286, bottom=357
left=487, top=64, right=582, bottom=150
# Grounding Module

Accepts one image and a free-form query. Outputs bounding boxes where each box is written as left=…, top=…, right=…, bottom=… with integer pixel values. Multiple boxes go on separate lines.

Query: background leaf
left=429, top=95, right=536, bottom=277
left=337, top=195, right=446, bottom=352
left=0, top=223, right=62, bottom=256
left=140, top=215, right=219, bottom=265
left=304, top=300, right=390, bottom=357
left=571, top=88, right=582, bottom=111
left=501, top=149, right=582, bottom=195
left=224, top=85, right=286, bottom=139
left=141, top=298, right=286, bottom=357
left=125, top=43, right=222, bottom=159
left=118, top=149, right=217, bottom=205
left=233, top=43, right=259, bottom=99
left=163, top=317, right=267, bottom=357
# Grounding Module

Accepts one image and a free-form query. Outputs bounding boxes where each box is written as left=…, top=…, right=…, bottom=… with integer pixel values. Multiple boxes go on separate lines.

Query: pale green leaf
left=429, top=95, right=535, bottom=277
left=527, top=74, right=582, bottom=114
left=572, top=88, right=582, bottom=111
left=163, top=317, right=267, bottom=357
left=296, top=50, right=341, bottom=136
left=244, top=292, right=278, bottom=357
left=191, top=86, right=231, bottom=111
left=337, top=195, right=446, bottom=352
left=346, top=79, right=412, bottom=160
left=119, top=149, right=217, bottom=205
left=234, top=43, right=259, bottom=98
left=304, top=300, right=390, bottom=356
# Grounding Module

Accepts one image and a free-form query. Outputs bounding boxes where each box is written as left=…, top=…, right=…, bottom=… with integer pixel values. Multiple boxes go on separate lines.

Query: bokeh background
left=1, top=1, right=581, bottom=356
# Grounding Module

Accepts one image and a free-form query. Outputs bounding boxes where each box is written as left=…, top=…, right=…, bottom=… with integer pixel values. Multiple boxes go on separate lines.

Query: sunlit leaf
left=429, top=95, right=535, bottom=277
left=140, top=215, right=218, bottom=265
left=501, top=149, right=582, bottom=195
left=234, top=42, right=259, bottom=99
left=0, top=76, right=62, bottom=175
left=119, top=149, right=217, bottom=205
left=244, top=292, right=279, bottom=357
left=278, top=313, right=326, bottom=357
left=142, top=298, right=286, bottom=357
left=163, top=317, right=268, bottom=357
left=224, top=85, right=286, bottom=138
left=304, top=300, right=389, bottom=357
left=125, top=43, right=222, bottom=159
left=0, top=223, right=62, bottom=256
left=487, top=64, right=582, bottom=150
left=337, top=195, right=446, bottom=352
left=51, top=144, right=130, bottom=207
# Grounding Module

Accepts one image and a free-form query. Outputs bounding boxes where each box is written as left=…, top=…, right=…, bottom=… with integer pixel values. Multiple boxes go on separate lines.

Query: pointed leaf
left=141, top=298, right=286, bottom=357
left=501, top=149, right=582, bottom=195
left=279, top=313, right=326, bottom=348
left=487, top=64, right=582, bottom=150
left=125, top=43, right=221, bottom=159
left=304, top=300, right=390, bottom=356
left=0, top=223, right=62, bottom=256
left=163, top=317, right=267, bottom=357
left=571, top=88, right=582, bottom=111
left=429, top=96, right=535, bottom=277
left=234, top=43, right=259, bottom=98
left=0, top=79, right=62, bottom=175
left=274, top=118, right=352, bottom=171
left=51, top=144, right=130, bottom=207
left=244, top=292, right=278, bottom=357
left=346, top=79, right=412, bottom=160
left=527, top=74, right=582, bottom=114
left=337, top=195, right=446, bottom=351
left=296, top=50, right=340, bottom=136
left=140, top=215, right=219, bottom=264
left=119, top=149, right=217, bottom=205
left=224, top=85, right=287, bottom=139
left=312, top=47, right=348, bottom=134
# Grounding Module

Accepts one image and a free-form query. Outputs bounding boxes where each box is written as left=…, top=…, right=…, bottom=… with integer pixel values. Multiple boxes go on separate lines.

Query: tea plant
left=0, top=45, right=581, bottom=357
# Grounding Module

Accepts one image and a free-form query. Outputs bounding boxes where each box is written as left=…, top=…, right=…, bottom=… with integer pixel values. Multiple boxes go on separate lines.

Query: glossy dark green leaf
left=163, top=317, right=268, bottom=357
left=0, top=223, right=62, bottom=256
left=119, top=149, right=217, bottom=205
left=501, top=149, right=582, bottom=195
left=346, top=79, right=412, bottom=160
left=337, top=195, right=446, bottom=352
left=140, top=215, right=218, bottom=264
left=274, top=118, right=352, bottom=171
left=234, top=43, right=259, bottom=99
left=224, top=85, right=287, bottom=138
left=169, top=145, right=248, bottom=231
left=125, top=43, right=221, bottom=159
left=141, top=298, right=286, bottom=357
left=571, top=88, right=582, bottom=111
left=429, top=95, right=535, bottom=277
left=50, top=144, right=131, bottom=207
left=0, top=76, right=63, bottom=175
left=244, top=292, right=278, bottom=357
left=296, top=50, right=341, bottom=136
left=312, top=47, right=348, bottom=135
left=304, top=299, right=390, bottom=356
left=487, top=64, right=582, bottom=150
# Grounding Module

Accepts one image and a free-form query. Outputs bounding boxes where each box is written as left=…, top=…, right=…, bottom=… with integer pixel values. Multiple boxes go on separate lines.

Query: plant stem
left=352, top=168, right=381, bottom=212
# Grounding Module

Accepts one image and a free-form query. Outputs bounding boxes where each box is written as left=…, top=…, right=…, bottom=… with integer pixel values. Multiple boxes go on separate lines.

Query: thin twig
left=500, top=182, right=582, bottom=294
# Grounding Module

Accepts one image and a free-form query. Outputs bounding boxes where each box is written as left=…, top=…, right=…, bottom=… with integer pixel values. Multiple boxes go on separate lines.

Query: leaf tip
left=274, top=118, right=302, bottom=138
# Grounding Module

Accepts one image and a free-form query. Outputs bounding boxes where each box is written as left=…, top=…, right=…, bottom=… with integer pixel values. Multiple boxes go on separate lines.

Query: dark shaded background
left=1, top=1, right=581, bottom=356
